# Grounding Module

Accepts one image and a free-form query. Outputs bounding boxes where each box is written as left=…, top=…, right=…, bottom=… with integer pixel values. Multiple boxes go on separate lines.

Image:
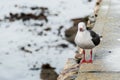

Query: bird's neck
left=78, top=30, right=87, bottom=34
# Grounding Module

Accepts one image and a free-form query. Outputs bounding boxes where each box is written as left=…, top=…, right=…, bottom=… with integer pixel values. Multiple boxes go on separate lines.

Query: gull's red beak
left=80, top=28, right=83, bottom=32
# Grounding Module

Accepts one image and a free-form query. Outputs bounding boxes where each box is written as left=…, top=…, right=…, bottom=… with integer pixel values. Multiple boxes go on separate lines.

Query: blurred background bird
left=40, top=64, right=58, bottom=80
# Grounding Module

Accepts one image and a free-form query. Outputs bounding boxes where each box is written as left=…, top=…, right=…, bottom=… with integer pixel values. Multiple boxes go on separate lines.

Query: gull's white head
left=78, top=22, right=86, bottom=32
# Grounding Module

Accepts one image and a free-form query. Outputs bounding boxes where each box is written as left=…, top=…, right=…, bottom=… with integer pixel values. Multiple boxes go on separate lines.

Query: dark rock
left=40, top=23, right=44, bottom=26
left=14, top=5, right=18, bottom=7
left=108, top=51, right=112, bottom=53
left=30, top=67, right=40, bottom=70
left=58, top=44, right=68, bottom=48
left=28, top=29, right=32, bottom=32
left=88, top=0, right=92, bottom=2
left=55, top=40, right=58, bottom=42
left=9, top=13, right=19, bottom=21
left=31, top=7, right=41, bottom=10
left=44, top=27, right=51, bottom=31
left=20, top=13, right=37, bottom=21
left=30, top=65, right=40, bottom=70
left=54, top=14, right=58, bottom=16
left=10, top=13, right=19, bottom=18
left=34, top=23, right=43, bottom=26
left=5, top=52, right=9, bottom=55
left=34, top=43, right=37, bottom=46
left=5, top=12, right=48, bottom=22
left=37, top=13, right=48, bottom=22
left=20, top=47, right=25, bottom=50
left=20, top=47, right=32, bottom=53
left=40, top=7, right=48, bottom=11
left=0, top=19, right=2, bottom=21
left=35, top=46, right=43, bottom=52
left=36, top=7, right=48, bottom=22
left=27, top=44, right=31, bottom=47
left=38, top=31, right=43, bottom=36
left=35, top=49, right=40, bottom=52
left=58, top=26, right=63, bottom=36
left=44, top=33, right=47, bottom=36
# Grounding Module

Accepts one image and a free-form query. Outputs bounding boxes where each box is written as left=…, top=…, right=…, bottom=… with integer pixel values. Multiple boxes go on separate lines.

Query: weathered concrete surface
left=76, top=0, right=120, bottom=80
left=57, top=58, right=79, bottom=80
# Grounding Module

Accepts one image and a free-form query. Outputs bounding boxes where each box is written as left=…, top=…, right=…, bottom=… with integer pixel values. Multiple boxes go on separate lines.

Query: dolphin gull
left=74, top=22, right=100, bottom=63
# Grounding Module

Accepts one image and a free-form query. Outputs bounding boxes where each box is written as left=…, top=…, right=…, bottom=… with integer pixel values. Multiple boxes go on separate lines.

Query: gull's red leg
left=87, top=49, right=93, bottom=63
left=81, top=49, right=87, bottom=63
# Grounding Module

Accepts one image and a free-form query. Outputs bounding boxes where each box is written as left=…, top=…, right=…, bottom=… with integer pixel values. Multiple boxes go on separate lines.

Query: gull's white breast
left=75, top=31, right=95, bottom=49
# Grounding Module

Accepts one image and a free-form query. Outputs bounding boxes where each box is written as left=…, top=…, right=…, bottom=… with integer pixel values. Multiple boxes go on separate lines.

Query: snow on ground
left=0, top=0, right=96, bottom=80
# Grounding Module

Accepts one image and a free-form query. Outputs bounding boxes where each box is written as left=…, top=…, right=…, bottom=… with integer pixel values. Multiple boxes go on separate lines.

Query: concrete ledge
left=76, top=73, right=120, bottom=80
left=57, top=58, right=79, bottom=80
